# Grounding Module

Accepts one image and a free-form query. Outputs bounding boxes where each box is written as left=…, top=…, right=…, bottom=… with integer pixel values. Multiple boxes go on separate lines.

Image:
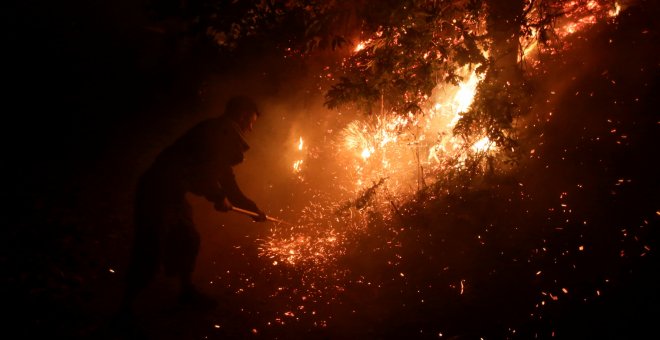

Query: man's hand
left=252, top=209, right=267, bottom=222
left=214, top=198, right=232, bottom=212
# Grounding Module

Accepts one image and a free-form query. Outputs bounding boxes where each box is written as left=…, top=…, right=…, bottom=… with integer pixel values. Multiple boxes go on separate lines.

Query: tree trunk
left=486, top=0, right=525, bottom=84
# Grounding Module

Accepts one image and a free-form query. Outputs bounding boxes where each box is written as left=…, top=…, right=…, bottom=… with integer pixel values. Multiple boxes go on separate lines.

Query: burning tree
left=142, top=0, right=628, bottom=266
left=146, top=0, right=622, bottom=189
left=319, top=0, right=621, bottom=153
left=146, top=0, right=620, bottom=148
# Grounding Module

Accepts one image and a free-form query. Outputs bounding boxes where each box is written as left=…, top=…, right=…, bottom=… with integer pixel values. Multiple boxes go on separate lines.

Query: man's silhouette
left=119, top=95, right=267, bottom=314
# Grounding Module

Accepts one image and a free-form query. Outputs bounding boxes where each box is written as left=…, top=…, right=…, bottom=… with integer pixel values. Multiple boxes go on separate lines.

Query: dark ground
left=2, top=1, right=659, bottom=339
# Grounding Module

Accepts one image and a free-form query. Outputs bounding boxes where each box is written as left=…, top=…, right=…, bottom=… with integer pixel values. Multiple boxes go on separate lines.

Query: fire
left=521, top=0, right=622, bottom=63
left=609, top=2, right=621, bottom=17
left=521, top=28, right=540, bottom=61
left=293, top=136, right=305, bottom=174
left=354, top=39, right=372, bottom=53
left=293, top=160, right=304, bottom=172
left=262, top=1, right=621, bottom=270
left=334, top=66, right=489, bottom=201
left=452, top=71, right=481, bottom=117
left=471, top=137, right=494, bottom=153
left=361, top=148, right=372, bottom=160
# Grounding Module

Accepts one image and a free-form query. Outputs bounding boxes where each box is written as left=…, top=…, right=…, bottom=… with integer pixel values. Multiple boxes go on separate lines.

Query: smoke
left=158, top=49, right=360, bottom=282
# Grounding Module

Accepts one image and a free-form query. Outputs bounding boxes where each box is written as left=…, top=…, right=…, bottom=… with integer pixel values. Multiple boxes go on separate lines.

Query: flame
left=452, top=71, right=481, bottom=116
left=293, top=160, right=304, bottom=172
left=521, top=0, right=622, bottom=63
left=354, top=39, right=372, bottom=53
left=361, top=148, right=372, bottom=160
left=265, top=67, right=496, bottom=270
left=609, top=2, right=621, bottom=17
left=292, top=136, right=305, bottom=174
left=334, top=66, right=489, bottom=200
left=262, top=2, right=621, bottom=271
left=521, top=28, right=539, bottom=61
left=471, top=137, right=493, bottom=153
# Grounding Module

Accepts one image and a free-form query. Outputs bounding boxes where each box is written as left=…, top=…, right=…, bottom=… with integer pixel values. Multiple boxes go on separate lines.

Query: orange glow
left=354, top=39, right=372, bottom=53
left=521, top=0, right=621, bottom=63
left=609, top=2, right=621, bottom=16
left=293, top=160, right=304, bottom=172
left=471, top=137, right=495, bottom=153
left=262, top=1, right=621, bottom=270
left=292, top=136, right=305, bottom=174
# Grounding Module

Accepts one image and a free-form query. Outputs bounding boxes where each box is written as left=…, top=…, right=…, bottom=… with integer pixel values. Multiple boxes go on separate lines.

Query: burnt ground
left=3, top=1, right=659, bottom=339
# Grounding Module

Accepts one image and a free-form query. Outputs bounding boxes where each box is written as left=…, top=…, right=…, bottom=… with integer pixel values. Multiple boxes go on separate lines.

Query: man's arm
left=186, top=167, right=229, bottom=211
left=216, top=166, right=263, bottom=217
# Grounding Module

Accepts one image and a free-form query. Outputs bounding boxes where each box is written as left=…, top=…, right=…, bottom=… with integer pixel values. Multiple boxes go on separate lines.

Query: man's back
left=141, top=117, right=248, bottom=194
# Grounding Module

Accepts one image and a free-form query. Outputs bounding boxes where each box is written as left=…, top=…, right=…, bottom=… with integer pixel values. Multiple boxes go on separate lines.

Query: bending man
left=121, top=95, right=267, bottom=312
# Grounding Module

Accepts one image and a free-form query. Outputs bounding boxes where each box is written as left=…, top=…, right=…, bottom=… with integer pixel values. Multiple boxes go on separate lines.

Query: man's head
left=224, top=95, right=260, bottom=133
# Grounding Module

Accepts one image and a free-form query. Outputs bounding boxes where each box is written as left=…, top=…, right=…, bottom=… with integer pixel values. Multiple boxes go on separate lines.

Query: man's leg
left=120, top=229, right=160, bottom=314
left=162, top=204, right=218, bottom=310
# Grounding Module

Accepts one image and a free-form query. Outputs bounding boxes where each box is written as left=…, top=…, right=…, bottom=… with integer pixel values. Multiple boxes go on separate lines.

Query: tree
left=145, top=0, right=620, bottom=148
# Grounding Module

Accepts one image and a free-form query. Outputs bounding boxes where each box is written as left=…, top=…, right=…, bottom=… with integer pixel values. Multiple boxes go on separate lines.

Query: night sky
left=3, top=1, right=659, bottom=339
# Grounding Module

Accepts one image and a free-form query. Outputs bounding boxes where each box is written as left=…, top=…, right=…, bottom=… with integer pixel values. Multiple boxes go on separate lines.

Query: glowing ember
left=293, top=160, right=304, bottom=172
left=609, top=2, right=621, bottom=17
left=471, top=137, right=494, bottom=153
left=354, top=39, right=371, bottom=53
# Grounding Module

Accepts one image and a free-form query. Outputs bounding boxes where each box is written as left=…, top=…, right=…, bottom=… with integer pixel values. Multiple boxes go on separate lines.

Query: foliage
left=146, top=0, right=620, bottom=147
left=454, top=79, right=531, bottom=151
left=324, top=1, right=489, bottom=115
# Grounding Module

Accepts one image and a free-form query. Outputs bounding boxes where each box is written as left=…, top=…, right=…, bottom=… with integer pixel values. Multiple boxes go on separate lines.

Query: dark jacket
left=138, top=115, right=259, bottom=213
left=129, top=116, right=259, bottom=279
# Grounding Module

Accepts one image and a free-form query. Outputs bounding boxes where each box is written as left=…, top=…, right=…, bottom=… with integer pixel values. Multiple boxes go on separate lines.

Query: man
left=120, top=95, right=267, bottom=313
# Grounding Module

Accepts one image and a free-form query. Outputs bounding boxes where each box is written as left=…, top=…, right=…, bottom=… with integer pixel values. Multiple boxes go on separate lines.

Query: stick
left=230, top=207, right=294, bottom=226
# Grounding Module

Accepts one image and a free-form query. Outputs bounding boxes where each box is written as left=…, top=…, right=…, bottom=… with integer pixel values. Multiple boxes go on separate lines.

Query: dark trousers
left=123, top=184, right=200, bottom=303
